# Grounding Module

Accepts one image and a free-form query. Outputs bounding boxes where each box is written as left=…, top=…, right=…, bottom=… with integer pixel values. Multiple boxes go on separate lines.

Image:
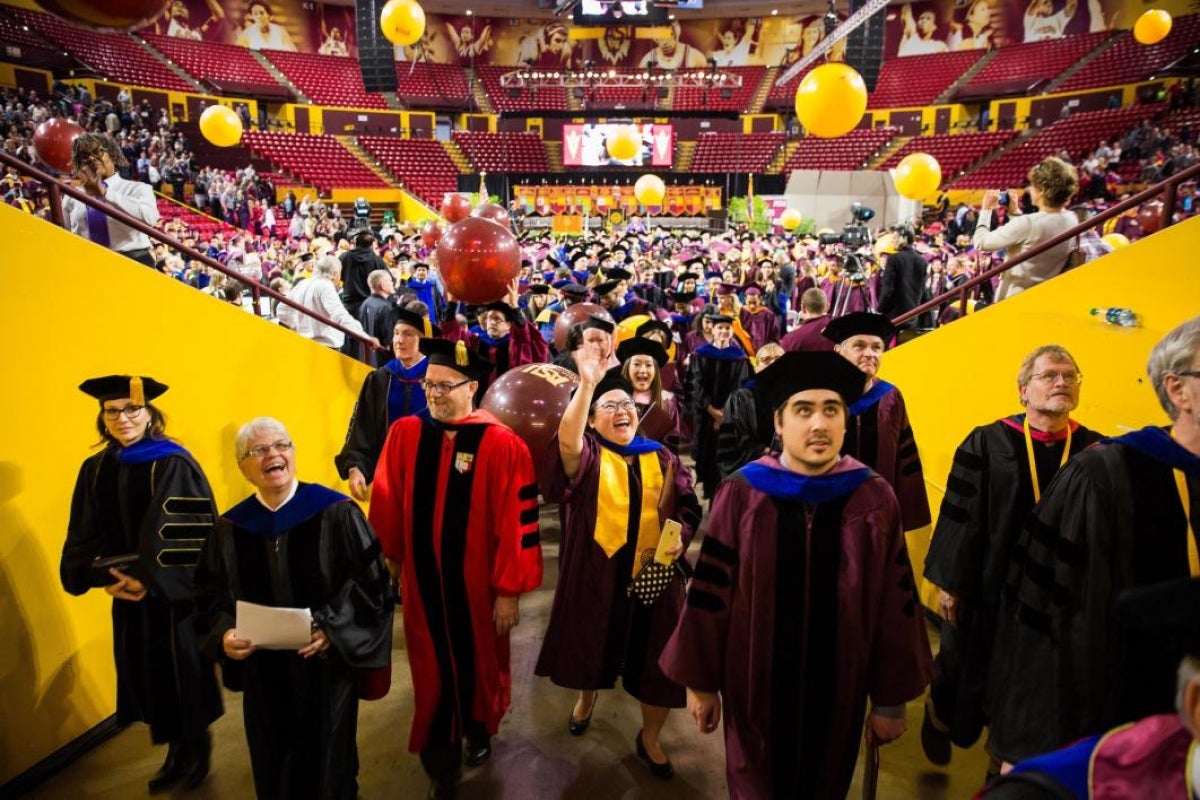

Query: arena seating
left=879, top=130, right=1019, bottom=179
left=12, top=9, right=194, bottom=93
left=0, top=10, right=58, bottom=52
left=477, top=66, right=568, bottom=112
left=263, top=50, right=388, bottom=109
left=358, top=136, right=458, bottom=207
left=950, top=106, right=1161, bottom=189
left=1055, top=14, right=1200, bottom=93
left=579, top=69, right=655, bottom=111
left=962, top=31, right=1110, bottom=93
left=690, top=131, right=784, bottom=173
left=780, top=127, right=897, bottom=172
left=765, top=63, right=818, bottom=110
left=867, top=50, right=983, bottom=109
left=144, top=34, right=282, bottom=91
left=673, top=66, right=764, bottom=112
left=242, top=131, right=390, bottom=192
left=395, top=62, right=472, bottom=108
left=452, top=131, right=550, bottom=173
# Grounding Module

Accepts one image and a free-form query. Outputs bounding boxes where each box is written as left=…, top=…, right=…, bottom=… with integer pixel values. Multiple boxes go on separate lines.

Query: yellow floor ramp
left=882, top=216, right=1200, bottom=608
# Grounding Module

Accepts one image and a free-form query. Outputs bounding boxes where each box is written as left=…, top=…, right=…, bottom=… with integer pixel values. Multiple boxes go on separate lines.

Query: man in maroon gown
left=368, top=339, right=544, bottom=798
left=739, top=287, right=781, bottom=352
left=661, top=351, right=933, bottom=798
left=781, top=287, right=836, bottom=353
left=824, top=312, right=932, bottom=534
left=440, top=281, right=550, bottom=399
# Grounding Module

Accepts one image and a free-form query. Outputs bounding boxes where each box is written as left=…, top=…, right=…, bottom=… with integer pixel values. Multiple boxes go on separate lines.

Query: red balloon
left=36, top=0, right=169, bottom=30
left=1137, top=201, right=1163, bottom=235
left=441, top=193, right=472, bottom=223
left=32, top=117, right=86, bottom=173
left=552, top=302, right=615, bottom=352
left=481, top=362, right=579, bottom=487
left=470, top=202, right=511, bottom=230
left=435, top=216, right=521, bottom=304
left=420, top=220, right=443, bottom=248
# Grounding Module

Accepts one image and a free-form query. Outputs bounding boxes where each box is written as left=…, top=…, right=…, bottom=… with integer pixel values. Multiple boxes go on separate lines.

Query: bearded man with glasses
left=988, top=314, right=1200, bottom=770
left=369, top=339, right=544, bottom=799
left=919, top=345, right=1101, bottom=777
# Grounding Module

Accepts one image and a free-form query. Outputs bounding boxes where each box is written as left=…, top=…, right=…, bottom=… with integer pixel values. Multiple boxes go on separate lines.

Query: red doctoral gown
left=368, top=409, right=544, bottom=751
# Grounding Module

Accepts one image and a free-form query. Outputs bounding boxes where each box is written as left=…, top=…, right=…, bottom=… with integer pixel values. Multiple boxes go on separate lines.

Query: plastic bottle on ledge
left=1089, top=307, right=1138, bottom=327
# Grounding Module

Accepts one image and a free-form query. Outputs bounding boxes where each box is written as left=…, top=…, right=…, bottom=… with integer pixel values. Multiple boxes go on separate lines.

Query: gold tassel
left=129, top=376, right=145, bottom=406
left=455, top=340, right=469, bottom=367
left=423, top=317, right=432, bottom=337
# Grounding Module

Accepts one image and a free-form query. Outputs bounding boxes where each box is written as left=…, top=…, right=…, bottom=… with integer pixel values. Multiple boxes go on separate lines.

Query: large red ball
left=471, top=202, right=511, bottom=230
left=441, top=193, right=472, bottom=223
left=420, top=219, right=443, bottom=248
left=481, top=362, right=579, bottom=487
left=435, top=216, right=521, bottom=304
left=36, top=0, right=169, bottom=30
left=552, top=303, right=615, bottom=352
left=32, top=117, right=86, bottom=173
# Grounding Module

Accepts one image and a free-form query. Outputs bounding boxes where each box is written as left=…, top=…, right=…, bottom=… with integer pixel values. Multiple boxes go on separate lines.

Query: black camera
left=998, top=191, right=1010, bottom=207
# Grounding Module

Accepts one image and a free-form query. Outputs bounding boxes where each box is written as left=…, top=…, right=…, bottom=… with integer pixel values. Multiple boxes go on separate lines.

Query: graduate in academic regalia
left=440, top=281, right=550, bottom=401
left=61, top=375, right=222, bottom=793
left=823, top=312, right=932, bottom=533
left=715, top=342, right=784, bottom=478
left=617, top=336, right=682, bottom=452
left=537, top=282, right=591, bottom=350
left=195, top=418, right=393, bottom=800
left=406, top=262, right=446, bottom=320
left=633, top=318, right=682, bottom=395
left=920, top=346, right=1102, bottom=770
left=368, top=339, right=544, bottom=799
left=780, top=287, right=836, bottom=353
left=714, top=283, right=757, bottom=357
left=979, top=578, right=1200, bottom=800
left=987, top=315, right=1200, bottom=767
left=687, top=313, right=753, bottom=499
left=536, top=356, right=702, bottom=780
left=738, top=287, right=781, bottom=351
left=660, top=351, right=933, bottom=799
left=335, top=308, right=438, bottom=501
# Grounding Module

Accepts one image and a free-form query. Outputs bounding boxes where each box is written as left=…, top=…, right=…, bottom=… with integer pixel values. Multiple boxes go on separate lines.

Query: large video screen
left=573, top=1, right=669, bottom=26
left=562, top=123, right=674, bottom=167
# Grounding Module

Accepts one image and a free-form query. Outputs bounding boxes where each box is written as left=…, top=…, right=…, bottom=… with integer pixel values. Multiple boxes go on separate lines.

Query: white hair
left=234, top=417, right=290, bottom=461
left=1148, top=315, right=1200, bottom=420
left=314, top=254, right=341, bottom=279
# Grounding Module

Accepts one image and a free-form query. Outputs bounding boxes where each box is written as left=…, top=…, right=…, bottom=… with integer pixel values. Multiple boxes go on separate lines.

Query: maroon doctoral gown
left=660, top=455, right=933, bottom=799
left=368, top=409, right=544, bottom=752
left=739, top=306, right=781, bottom=352
left=780, top=314, right=836, bottom=353
left=536, top=433, right=702, bottom=707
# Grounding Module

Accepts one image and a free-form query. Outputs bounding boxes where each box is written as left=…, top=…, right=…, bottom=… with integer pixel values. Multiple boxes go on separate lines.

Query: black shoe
left=180, top=731, right=212, bottom=790
left=568, top=696, right=595, bottom=736
left=427, top=779, right=457, bottom=800
left=147, top=742, right=185, bottom=794
left=921, top=701, right=952, bottom=767
left=635, top=730, right=674, bottom=780
left=464, top=737, right=492, bottom=767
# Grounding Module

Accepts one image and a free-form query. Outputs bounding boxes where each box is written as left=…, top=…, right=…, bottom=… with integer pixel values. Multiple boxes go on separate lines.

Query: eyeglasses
left=1031, top=371, right=1083, bottom=386
left=1173, top=370, right=1200, bottom=380
left=242, top=440, right=293, bottom=460
left=595, top=399, right=636, bottom=413
left=102, top=405, right=145, bottom=420
left=421, top=379, right=472, bottom=395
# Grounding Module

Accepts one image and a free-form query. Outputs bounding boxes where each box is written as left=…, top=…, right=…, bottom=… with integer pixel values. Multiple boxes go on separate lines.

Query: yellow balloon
left=794, top=63, right=868, bottom=139
left=893, top=152, right=942, bottom=200
left=607, top=126, right=640, bottom=161
left=199, top=104, right=243, bottom=148
left=779, top=208, right=803, bottom=230
left=1102, top=232, right=1131, bottom=249
left=616, top=314, right=677, bottom=360
left=1133, top=9, right=1172, bottom=45
left=634, top=174, right=666, bottom=206
left=380, top=0, right=426, bottom=46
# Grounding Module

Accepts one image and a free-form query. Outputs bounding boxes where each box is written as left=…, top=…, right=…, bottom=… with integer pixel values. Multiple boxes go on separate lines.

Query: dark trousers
left=419, top=718, right=488, bottom=784
left=121, top=248, right=156, bottom=269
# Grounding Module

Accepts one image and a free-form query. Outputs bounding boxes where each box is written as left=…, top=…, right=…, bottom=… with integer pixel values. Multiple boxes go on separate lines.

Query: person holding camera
left=877, top=227, right=929, bottom=339
left=973, top=156, right=1079, bottom=302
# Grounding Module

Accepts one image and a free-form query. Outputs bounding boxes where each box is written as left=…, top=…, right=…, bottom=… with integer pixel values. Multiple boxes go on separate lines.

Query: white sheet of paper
left=235, top=600, right=312, bottom=650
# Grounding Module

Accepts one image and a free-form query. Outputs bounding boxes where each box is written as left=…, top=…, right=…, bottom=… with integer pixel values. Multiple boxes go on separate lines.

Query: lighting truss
left=775, top=0, right=889, bottom=86
left=499, top=68, right=743, bottom=90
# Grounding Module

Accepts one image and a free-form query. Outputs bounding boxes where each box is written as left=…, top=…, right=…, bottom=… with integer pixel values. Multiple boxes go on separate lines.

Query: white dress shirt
left=279, top=276, right=365, bottom=348
left=62, top=173, right=159, bottom=253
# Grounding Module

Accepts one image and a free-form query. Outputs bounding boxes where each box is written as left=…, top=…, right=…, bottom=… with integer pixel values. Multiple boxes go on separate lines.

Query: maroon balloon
left=36, top=0, right=169, bottom=30
left=420, top=219, right=443, bottom=248
left=1137, top=201, right=1163, bottom=235
left=435, top=216, right=521, bottom=304
left=32, top=117, right=86, bottom=173
left=441, top=193, right=472, bottom=223
left=470, top=202, right=512, bottom=230
left=552, top=302, right=615, bottom=352
left=481, top=362, right=579, bottom=488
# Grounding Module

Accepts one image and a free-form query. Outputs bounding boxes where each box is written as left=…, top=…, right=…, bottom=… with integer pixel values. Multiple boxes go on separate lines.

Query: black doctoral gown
left=195, top=483, right=394, bottom=800
left=61, top=439, right=223, bottom=745
left=687, top=343, right=752, bottom=498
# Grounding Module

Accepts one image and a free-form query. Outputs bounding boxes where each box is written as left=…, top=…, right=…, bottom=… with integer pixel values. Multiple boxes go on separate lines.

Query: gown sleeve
left=335, top=370, right=386, bottom=483
left=485, top=428, right=544, bottom=597
left=60, top=454, right=108, bottom=595
left=923, top=427, right=991, bottom=599
left=192, top=520, right=238, bottom=665
left=715, top=388, right=761, bottom=479
left=367, top=418, right=410, bottom=564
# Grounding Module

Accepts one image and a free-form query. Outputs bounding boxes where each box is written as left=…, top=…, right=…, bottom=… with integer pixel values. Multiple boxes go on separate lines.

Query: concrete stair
left=674, top=139, right=697, bottom=172
left=336, top=136, right=399, bottom=187
left=1044, top=31, right=1123, bottom=93
left=768, top=140, right=800, bottom=174
left=381, top=90, right=405, bottom=110
left=748, top=66, right=778, bottom=115
left=933, top=49, right=997, bottom=105
left=129, top=34, right=204, bottom=92
left=441, top=140, right=473, bottom=174
left=866, top=135, right=912, bottom=170
left=467, top=68, right=495, bottom=114
left=250, top=50, right=312, bottom=104
left=544, top=140, right=563, bottom=173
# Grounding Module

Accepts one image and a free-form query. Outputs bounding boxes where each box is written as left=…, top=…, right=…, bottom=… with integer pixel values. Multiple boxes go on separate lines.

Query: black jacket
left=878, top=247, right=928, bottom=328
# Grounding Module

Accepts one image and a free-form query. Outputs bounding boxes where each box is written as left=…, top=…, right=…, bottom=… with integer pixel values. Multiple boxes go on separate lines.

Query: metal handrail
left=0, top=149, right=382, bottom=360
left=893, top=160, right=1200, bottom=328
